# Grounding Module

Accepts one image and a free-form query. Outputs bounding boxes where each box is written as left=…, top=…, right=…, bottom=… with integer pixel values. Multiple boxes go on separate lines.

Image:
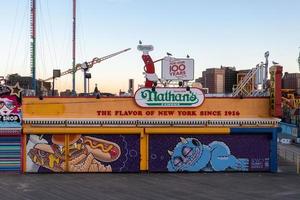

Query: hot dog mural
left=26, top=134, right=140, bottom=172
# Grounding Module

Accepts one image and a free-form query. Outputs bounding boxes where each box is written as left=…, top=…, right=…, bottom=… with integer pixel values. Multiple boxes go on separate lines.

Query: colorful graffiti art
left=26, top=134, right=140, bottom=173
left=26, top=134, right=66, bottom=172
left=0, top=137, right=21, bottom=171
left=0, top=83, right=22, bottom=172
left=0, top=96, right=21, bottom=128
left=149, top=134, right=270, bottom=172
left=167, top=137, right=249, bottom=172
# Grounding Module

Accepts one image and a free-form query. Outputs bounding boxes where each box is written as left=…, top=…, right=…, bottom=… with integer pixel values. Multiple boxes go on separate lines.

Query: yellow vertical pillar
left=22, top=134, right=27, bottom=172
left=65, top=134, right=69, bottom=172
left=140, top=128, right=148, bottom=171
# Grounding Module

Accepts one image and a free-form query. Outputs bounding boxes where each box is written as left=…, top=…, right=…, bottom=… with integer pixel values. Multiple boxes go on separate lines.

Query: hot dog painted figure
left=26, top=134, right=121, bottom=172
left=167, top=137, right=249, bottom=172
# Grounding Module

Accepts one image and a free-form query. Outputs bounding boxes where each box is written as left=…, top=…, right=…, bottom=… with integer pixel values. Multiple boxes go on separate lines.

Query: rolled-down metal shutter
left=0, top=130, right=21, bottom=172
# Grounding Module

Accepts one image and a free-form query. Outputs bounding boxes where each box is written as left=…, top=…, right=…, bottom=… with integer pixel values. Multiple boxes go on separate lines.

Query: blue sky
left=0, top=0, right=300, bottom=93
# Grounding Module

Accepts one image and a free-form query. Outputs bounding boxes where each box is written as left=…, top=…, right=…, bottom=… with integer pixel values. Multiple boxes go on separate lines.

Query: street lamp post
left=85, top=73, right=91, bottom=95
left=52, top=69, right=61, bottom=96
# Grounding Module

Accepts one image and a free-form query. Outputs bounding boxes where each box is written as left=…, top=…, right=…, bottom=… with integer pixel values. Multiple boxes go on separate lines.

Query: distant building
left=221, top=66, right=237, bottom=94
left=119, top=90, right=126, bottom=96
left=5, top=73, right=51, bottom=96
left=119, top=89, right=132, bottom=97
left=201, top=68, right=225, bottom=94
left=60, top=90, right=70, bottom=97
left=196, top=66, right=239, bottom=94
left=100, top=92, right=115, bottom=97
left=196, top=66, right=261, bottom=95
left=282, top=72, right=300, bottom=95
left=48, top=90, right=59, bottom=96
left=195, top=77, right=205, bottom=87
left=60, top=89, right=72, bottom=97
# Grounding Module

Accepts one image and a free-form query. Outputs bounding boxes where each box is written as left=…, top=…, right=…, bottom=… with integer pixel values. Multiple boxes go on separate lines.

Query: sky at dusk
left=0, top=0, right=300, bottom=94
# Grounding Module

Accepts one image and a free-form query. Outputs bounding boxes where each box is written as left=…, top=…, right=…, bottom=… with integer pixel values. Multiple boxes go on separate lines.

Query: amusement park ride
left=40, top=48, right=131, bottom=95
left=30, top=0, right=134, bottom=96
left=232, top=51, right=270, bottom=97
left=279, top=49, right=300, bottom=133
left=282, top=50, right=300, bottom=108
left=281, top=89, right=300, bottom=109
left=281, top=88, right=300, bottom=123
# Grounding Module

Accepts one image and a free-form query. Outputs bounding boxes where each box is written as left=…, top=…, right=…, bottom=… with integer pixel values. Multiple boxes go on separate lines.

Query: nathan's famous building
left=20, top=47, right=282, bottom=173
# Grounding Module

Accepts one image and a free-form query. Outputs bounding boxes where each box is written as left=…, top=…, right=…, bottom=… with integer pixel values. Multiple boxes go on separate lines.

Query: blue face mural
left=167, top=137, right=249, bottom=172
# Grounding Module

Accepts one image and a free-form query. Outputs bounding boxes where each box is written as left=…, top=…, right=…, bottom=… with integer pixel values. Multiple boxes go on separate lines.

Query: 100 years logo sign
left=161, top=57, right=194, bottom=81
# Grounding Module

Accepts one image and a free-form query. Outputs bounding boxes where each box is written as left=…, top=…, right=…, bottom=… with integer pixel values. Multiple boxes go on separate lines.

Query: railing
left=232, top=67, right=258, bottom=97
left=278, top=144, right=300, bottom=174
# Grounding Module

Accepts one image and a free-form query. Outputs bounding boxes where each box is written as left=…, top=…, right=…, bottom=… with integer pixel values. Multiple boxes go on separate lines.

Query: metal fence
left=278, top=144, right=300, bottom=174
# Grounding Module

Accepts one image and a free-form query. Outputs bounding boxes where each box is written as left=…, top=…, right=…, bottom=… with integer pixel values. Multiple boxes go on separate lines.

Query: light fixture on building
left=52, top=69, right=61, bottom=96
left=151, top=86, right=156, bottom=92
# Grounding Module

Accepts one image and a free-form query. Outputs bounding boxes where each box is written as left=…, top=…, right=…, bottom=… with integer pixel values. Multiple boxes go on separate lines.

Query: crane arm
left=85, top=48, right=131, bottom=70
left=41, top=48, right=131, bottom=82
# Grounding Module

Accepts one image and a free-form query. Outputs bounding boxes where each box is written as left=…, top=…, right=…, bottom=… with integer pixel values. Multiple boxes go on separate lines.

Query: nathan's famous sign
left=135, top=88, right=205, bottom=107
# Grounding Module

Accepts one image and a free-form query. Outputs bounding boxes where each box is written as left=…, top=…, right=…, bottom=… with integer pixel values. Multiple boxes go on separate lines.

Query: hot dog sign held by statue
left=137, top=43, right=159, bottom=88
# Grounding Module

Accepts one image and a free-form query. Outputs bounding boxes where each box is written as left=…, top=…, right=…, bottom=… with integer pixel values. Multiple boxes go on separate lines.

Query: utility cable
left=5, top=0, right=20, bottom=75
left=37, top=0, right=47, bottom=79
left=77, top=0, right=87, bottom=59
left=38, top=0, right=55, bottom=70
left=46, top=0, right=58, bottom=67
left=10, top=2, right=28, bottom=74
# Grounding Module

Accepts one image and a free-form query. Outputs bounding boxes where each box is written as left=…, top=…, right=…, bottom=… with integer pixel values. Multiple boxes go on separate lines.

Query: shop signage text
left=96, top=110, right=241, bottom=117
left=134, top=88, right=204, bottom=108
left=0, top=114, right=20, bottom=122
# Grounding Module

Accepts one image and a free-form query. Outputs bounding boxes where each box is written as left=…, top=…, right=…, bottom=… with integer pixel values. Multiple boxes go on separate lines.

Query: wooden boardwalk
left=0, top=170, right=300, bottom=200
